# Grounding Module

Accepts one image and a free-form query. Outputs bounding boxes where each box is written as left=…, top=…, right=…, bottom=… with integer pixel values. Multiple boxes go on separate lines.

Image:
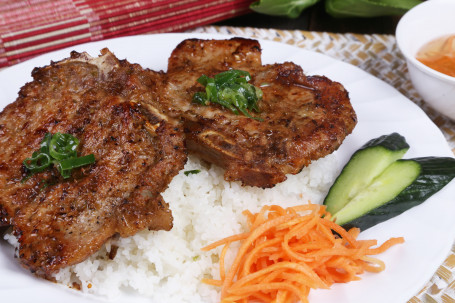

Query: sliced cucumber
left=324, top=133, right=410, bottom=215
left=332, top=159, right=419, bottom=227
left=333, top=157, right=455, bottom=230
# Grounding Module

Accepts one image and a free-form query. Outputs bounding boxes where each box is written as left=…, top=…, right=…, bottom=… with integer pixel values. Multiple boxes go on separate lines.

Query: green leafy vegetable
left=325, top=0, right=422, bottom=18
left=249, top=0, right=422, bottom=18
left=184, top=169, right=201, bottom=176
left=250, top=0, right=320, bottom=18
left=192, top=70, right=263, bottom=121
left=23, top=133, right=95, bottom=179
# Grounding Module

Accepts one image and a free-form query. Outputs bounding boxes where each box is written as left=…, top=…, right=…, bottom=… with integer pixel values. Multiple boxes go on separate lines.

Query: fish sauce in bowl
left=416, top=35, right=455, bottom=78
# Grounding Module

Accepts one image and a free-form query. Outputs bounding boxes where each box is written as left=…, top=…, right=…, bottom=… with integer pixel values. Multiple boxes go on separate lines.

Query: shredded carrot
left=201, top=204, right=404, bottom=303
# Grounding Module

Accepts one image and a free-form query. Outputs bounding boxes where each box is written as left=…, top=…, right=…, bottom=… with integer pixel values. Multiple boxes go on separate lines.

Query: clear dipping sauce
left=416, top=35, right=455, bottom=77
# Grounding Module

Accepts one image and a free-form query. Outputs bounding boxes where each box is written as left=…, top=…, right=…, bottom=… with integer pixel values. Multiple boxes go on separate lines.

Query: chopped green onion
left=39, top=133, right=52, bottom=154
left=57, top=154, right=96, bottom=178
left=58, top=166, right=72, bottom=179
left=58, top=154, right=96, bottom=171
left=49, top=132, right=78, bottom=160
left=192, top=70, right=263, bottom=121
left=184, top=169, right=201, bottom=176
left=23, top=152, right=51, bottom=173
left=22, top=133, right=95, bottom=180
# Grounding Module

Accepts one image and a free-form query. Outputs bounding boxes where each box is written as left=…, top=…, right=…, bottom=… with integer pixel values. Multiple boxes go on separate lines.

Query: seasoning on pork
left=0, top=49, right=186, bottom=278
left=160, top=38, right=357, bottom=188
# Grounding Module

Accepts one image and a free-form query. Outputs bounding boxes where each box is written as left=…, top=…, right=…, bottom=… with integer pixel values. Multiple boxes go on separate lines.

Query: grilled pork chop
left=160, top=38, right=357, bottom=188
left=0, top=49, right=186, bottom=277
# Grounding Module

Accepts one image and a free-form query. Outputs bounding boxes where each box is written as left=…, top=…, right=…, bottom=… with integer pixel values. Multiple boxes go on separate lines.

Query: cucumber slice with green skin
left=324, top=133, right=410, bottom=215
left=334, top=157, right=455, bottom=231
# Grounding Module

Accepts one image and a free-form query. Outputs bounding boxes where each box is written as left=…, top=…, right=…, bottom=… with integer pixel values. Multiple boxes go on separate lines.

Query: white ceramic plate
left=1, top=33, right=454, bottom=303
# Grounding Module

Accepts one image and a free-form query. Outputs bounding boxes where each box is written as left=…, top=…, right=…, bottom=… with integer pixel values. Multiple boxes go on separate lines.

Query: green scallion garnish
left=23, top=133, right=95, bottom=179
left=184, top=169, right=201, bottom=176
left=49, top=132, right=78, bottom=160
left=192, top=70, right=263, bottom=121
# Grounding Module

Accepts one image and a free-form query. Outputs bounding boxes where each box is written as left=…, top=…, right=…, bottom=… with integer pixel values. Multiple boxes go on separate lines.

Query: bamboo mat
left=187, top=25, right=455, bottom=303
left=0, top=0, right=252, bottom=67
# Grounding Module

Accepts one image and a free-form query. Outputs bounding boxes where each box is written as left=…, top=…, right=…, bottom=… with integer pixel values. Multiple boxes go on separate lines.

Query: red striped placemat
left=0, top=0, right=253, bottom=67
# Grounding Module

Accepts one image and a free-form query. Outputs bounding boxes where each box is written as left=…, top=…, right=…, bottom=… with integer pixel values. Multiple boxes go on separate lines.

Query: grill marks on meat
left=161, top=38, right=357, bottom=188
left=168, top=38, right=262, bottom=73
left=0, top=49, right=186, bottom=277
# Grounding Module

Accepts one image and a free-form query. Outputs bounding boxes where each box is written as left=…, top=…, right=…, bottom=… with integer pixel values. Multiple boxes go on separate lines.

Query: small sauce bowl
left=396, top=0, right=455, bottom=120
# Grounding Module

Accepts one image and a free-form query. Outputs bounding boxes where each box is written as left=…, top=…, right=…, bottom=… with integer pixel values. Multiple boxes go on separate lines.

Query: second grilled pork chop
left=161, top=38, right=357, bottom=188
left=0, top=49, right=186, bottom=277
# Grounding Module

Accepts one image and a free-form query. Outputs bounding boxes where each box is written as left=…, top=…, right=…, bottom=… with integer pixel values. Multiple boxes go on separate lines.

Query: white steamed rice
left=5, top=153, right=340, bottom=302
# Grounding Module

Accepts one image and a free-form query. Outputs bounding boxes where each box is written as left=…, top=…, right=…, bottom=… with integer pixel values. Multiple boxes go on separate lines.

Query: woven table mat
left=187, top=25, right=455, bottom=303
